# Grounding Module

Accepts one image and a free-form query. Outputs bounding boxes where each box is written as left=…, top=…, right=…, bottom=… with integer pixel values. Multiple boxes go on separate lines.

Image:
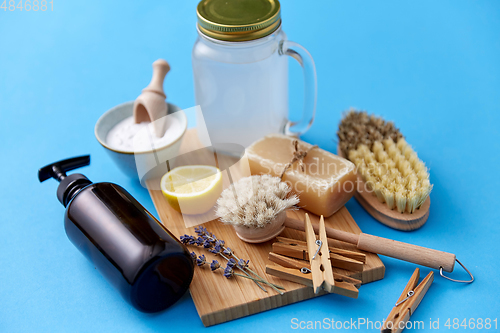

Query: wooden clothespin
left=382, top=268, right=434, bottom=333
left=265, top=213, right=363, bottom=299
left=266, top=252, right=361, bottom=298
left=305, top=214, right=338, bottom=294
left=272, top=237, right=366, bottom=272
left=275, top=236, right=367, bottom=263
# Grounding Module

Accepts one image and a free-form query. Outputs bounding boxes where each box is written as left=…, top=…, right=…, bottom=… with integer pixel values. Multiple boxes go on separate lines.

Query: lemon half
left=161, top=165, right=222, bottom=215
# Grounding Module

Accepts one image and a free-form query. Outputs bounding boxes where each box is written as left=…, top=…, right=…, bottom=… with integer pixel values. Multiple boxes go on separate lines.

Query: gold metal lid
left=197, top=0, right=281, bottom=42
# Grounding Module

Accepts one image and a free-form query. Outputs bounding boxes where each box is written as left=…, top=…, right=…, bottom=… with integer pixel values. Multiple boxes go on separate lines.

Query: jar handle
left=279, top=40, right=317, bottom=136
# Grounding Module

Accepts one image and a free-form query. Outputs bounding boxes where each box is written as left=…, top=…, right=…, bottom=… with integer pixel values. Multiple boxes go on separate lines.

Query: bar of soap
left=245, top=134, right=357, bottom=217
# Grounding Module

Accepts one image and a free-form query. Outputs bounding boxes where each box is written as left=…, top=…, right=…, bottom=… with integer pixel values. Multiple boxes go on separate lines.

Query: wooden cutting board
left=146, top=129, right=385, bottom=327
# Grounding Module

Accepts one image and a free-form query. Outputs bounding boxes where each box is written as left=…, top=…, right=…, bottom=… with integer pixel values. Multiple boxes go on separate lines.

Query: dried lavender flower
left=194, top=226, right=204, bottom=236
left=196, top=254, right=206, bottom=267
left=223, top=266, right=234, bottom=278
left=181, top=235, right=196, bottom=245
left=189, top=251, right=197, bottom=263
left=180, top=235, right=189, bottom=244
left=213, top=244, right=222, bottom=254
left=227, top=258, right=237, bottom=268
left=210, top=260, right=220, bottom=271
left=238, top=259, right=249, bottom=269
left=195, top=226, right=210, bottom=237
left=223, top=247, right=233, bottom=256
left=190, top=238, right=197, bottom=246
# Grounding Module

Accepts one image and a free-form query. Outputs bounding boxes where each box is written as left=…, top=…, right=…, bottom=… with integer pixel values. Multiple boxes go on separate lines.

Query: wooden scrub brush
left=337, top=110, right=432, bottom=230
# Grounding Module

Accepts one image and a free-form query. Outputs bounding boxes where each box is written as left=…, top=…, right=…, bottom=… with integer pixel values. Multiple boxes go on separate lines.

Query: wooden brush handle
left=284, top=217, right=457, bottom=272
left=357, top=233, right=456, bottom=272
left=143, top=59, right=170, bottom=96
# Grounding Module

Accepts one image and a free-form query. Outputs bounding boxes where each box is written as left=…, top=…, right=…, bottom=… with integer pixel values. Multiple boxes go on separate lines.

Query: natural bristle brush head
left=215, top=175, right=299, bottom=243
left=348, top=138, right=432, bottom=213
left=338, top=109, right=432, bottom=230
left=216, top=175, right=298, bottom=228
left=216, top=175, right=299, bottom=228
left=337, top=109, right=403, bottom=158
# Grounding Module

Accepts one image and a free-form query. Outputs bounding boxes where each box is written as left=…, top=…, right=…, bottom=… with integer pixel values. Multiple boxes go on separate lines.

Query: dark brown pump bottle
left=38, top=155, right=194, bottom=313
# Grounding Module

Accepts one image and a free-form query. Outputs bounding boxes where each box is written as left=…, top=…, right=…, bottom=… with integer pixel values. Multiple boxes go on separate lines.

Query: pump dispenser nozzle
left=38, top=155, right=92, bottom=206
left=38, top=155, right=90, bottom=182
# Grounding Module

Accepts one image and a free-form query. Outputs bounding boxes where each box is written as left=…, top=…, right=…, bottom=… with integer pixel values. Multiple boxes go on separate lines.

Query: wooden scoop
left=133, top=59, right=171, bottom=137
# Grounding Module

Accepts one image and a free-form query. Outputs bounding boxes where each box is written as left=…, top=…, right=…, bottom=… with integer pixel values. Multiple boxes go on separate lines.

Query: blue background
left=1, top=0, right=499, bottom=332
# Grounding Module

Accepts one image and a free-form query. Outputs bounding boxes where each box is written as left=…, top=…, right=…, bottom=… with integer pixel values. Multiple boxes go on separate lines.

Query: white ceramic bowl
left=95, top=101, right=187, bottom=182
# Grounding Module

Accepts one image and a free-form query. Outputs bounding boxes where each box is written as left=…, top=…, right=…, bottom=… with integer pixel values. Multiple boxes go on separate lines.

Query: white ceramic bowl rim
left=95, top=101, right=187, bottom=155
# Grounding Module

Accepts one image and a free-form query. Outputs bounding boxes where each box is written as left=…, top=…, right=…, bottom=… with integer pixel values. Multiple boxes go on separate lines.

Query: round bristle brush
left=215, top=175, right=299, bottom=243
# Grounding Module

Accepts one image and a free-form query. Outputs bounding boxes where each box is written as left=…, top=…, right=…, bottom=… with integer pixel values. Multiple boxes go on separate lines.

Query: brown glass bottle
left=39, top=156, right=194, bottom=313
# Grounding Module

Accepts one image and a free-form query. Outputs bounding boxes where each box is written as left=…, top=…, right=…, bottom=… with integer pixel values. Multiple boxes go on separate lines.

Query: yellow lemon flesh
left=161, top=165, right=222, bottom=215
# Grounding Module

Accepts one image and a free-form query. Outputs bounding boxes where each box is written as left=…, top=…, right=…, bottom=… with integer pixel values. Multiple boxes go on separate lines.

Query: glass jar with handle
left=192, top=0, right=317, bottom=152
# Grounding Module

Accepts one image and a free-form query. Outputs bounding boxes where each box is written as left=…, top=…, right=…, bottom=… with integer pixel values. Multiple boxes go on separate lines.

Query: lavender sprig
left=218, top=253, right=267, bottom=292
left=186, top=227, right=284, bottom=294
left=194, top=228, right=284, bottom=294
left=222, top=265, right=267, bottom=283
left=183, top=236, right=267, bottom=292
left=183, top=230, right=268, bottom=288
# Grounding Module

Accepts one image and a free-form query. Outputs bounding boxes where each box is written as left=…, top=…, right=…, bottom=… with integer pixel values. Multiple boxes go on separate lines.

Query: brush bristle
left=337, top=109, right=403, bottom=157
left=350, top=138, right=433, bottom=213
left=215, top=175, right=299, bottom=228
